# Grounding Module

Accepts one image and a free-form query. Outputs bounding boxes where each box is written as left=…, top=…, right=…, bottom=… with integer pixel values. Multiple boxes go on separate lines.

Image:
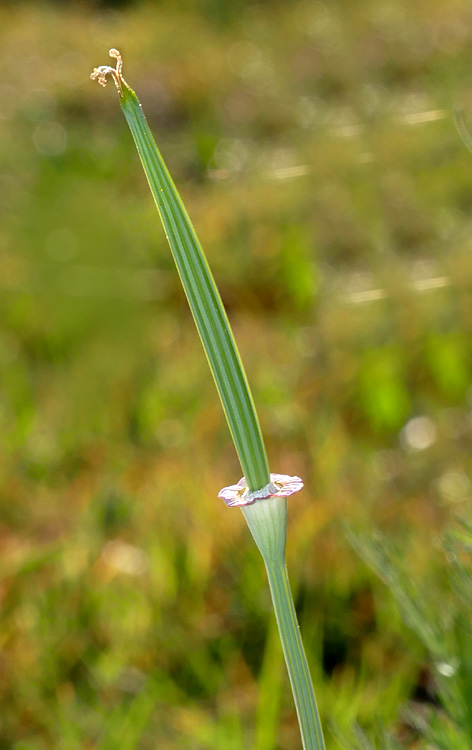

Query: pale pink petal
left=218, top=477, right=250, bottom=507
left=268, top=474, right=304, bottom=497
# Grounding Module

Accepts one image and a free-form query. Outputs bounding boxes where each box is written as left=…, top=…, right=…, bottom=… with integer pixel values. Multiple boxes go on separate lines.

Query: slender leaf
left=109, top=62, right=270, bottom=492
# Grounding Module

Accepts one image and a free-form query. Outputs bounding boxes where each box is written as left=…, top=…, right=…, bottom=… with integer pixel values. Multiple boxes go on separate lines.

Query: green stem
left=265, top=559, right=325, bottom=750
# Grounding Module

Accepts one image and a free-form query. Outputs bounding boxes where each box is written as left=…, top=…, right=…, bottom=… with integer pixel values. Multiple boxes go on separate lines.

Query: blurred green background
left=2, top=0, right=472, bottom=747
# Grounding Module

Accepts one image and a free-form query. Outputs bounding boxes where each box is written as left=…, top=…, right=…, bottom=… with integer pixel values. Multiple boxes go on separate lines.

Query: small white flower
left=218, top=473, right=304, bottom=507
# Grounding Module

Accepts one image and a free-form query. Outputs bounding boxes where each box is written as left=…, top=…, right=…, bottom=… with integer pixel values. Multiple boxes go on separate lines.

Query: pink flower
left=218, top=473, right=304, bottom=507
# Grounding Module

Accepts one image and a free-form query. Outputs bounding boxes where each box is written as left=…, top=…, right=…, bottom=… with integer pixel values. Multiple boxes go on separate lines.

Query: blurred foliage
left=2, top=0, right=472, bottom=748
left=346, top=518, right=472, bottom=748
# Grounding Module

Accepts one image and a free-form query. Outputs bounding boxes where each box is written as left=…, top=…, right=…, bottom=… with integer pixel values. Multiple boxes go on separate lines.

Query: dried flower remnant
left=219, top=473, right=304, bottom=507
left=90, top=48, right=127, bottom=96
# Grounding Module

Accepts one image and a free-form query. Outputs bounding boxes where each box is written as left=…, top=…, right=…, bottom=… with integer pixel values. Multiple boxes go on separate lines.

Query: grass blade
left=91, top=50, right=325, bottom=750
left=91, top=50, right=270, bottom=492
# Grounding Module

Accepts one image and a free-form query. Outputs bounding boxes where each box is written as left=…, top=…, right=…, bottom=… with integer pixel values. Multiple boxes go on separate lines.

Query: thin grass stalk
left=265, top=560, right=325, bottom=749
left=242, top=498, right=325, bottom=750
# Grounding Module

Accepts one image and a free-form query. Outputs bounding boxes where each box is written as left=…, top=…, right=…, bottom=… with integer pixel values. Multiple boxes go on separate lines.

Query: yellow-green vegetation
left=2, top=1, right=472, bottom=748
